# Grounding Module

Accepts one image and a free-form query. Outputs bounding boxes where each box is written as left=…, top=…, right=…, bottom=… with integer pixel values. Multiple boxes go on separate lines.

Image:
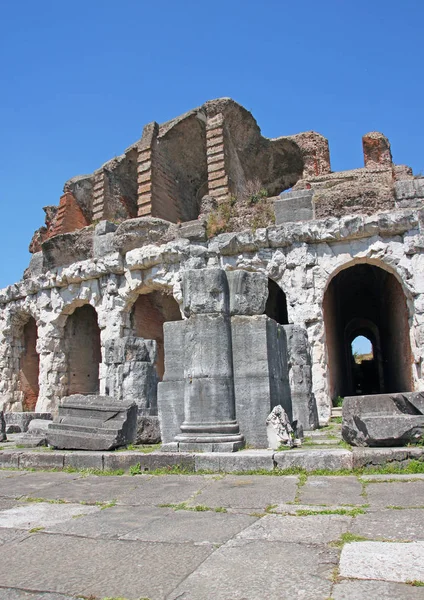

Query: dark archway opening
left=323, top=263, right=412, bottom=400
left=131, top=291, right=182, bottom=380
left=65, top=305, right=101, bottom=395
left=20, top=317, right=40, bottom=411
left=264, top=278, right=289, bottom=325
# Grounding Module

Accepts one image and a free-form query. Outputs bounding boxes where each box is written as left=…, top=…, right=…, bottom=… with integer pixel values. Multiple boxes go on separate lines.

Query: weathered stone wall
left=1, top=208, right=424, bottom=424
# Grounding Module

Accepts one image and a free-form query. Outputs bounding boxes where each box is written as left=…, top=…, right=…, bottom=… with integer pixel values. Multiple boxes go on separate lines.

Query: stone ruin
left=1, top=97, right=424, bottom=450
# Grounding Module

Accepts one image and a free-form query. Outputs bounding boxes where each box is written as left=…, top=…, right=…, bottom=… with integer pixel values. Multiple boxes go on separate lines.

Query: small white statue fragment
left=266, top=405, right=301, bottom=450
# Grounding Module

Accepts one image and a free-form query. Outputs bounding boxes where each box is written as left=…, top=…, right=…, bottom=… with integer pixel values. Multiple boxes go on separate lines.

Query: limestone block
left=104, top=336, right=157, bottom=365
left=231, top=316, right=292, bottom=448
left=177, top=220, right=207, bottom=241
left=227, top=270, right=268, bottom=316
left=94, top=220, right=118, bottom=236
left=395, top=178, right=424, bottom=200
left=27, top=419, right=52, bottom=435
left=233, top=376, right=280, bottom=448
left=122, top=361, right=158, bottom=413
left=47, top=395, right=137, bottom=450
left=135, top=415, right=161, bottom=444
left=106, top=361, right=158, bottom=413
left=157, top=380, right=185, bottom=444
left=342, top=393, right=424, bottom=447
left=284, top=325, right=319, bottom=431
left=5, top=412, right=52, bottom=433
left=184, top=314, right=233, bottom=379
left=162, top=320, right=186, bottom=382
left=23, top=251, right=44, bottom=279
left=93, top=232, right=116, bottom=258
left=182, top=377, right=236, bottom=424
left=182, top=268, right=229, bottom=316
left=274, top=190, right=314, bottom=225
left=42, top=228, right=93, bottom=269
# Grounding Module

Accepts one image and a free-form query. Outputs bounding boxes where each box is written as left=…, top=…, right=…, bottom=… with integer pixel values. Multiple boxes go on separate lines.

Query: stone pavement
left=0, top=470, right=424, bottom=600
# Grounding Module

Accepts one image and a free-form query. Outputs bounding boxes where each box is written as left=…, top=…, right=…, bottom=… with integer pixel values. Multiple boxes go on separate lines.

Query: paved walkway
left=0, top=470, right=424, bottom=599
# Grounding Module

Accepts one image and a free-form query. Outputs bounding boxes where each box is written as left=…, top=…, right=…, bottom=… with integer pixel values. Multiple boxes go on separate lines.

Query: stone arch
left=264, top=278, right=289, bottom=325
left=63, top=304, right=101, bottom=395
left=323, top=261, right=413, bottom=400
left=128, top=288, right=182, bottom=380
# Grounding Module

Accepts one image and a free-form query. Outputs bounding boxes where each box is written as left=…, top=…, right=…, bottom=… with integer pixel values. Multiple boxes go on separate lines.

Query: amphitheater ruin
left=1, top=97, right=424, bottom=450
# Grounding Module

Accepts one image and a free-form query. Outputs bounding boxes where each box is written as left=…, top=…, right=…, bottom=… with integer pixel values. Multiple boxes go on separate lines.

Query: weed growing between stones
left=97, top=500, right=116, bottom=510
left=330, top=532, right=369, bottom=548
left=129, top=463, right=142, bottom=475
left=407, top=581, right=424, bottom=586
left=23, top=496, right=66, bottom=504
left=29, top=526, right=44, bottom=533
left=296, top=507, right=365, bottom=517
left=294, top=471, right=307, bottom=503
left=158, top=502, right=227, bottom=513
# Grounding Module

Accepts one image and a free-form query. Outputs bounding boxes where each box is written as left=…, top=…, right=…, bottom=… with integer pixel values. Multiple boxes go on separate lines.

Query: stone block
left=94, top=220, right=118, bottom=236
left=104, top=336, right=157, bottom=365
left=182, top=377, right=236, bottom=425
left=178, top=440, right=244, bottom=453
left=160, top=442, right=180, bottom=452
left=194, top=453, right=220, bottom=472
left=274, top=190, right=314, bottom=225
left=162, top=320, right=186, bottom=382
left=93, top=232, right=116, bottom=258
left=42, top=228, right=93, bottom=269
left=19, top=452, right=65, bottom=470
left=63, top=451, right=103, bottom=471
left=227, top=270, right=268, bottom=316
left=5, top=412, right=52, bottom=433
left=47, top=395, right=137, bottom=451
left=182, top=268, right=229, bottom=316
left=135, top=415, right=161, bottom=444
left=340, top=540, right=424, bottom=583
left=103, top=451, right=195, bottom=472
left=184, top=315, right=233, bottom=379
left=342, top=393, right=424, bottom=447
left=177, top=220, right=207, bottom=241
left=27, top=419, right=52, bottom=435
left=15, top=435, right=47, bottom=448
left=121, top=362, right=158, bottom=413
left=233, top=376, right=277, bottom=448
left=113, top=217, right=175, bottom=254
left=395, top=179, right=424, bottom=201
left=273, top=449, right=353, bottom=472
left=231, top=316, right=292, bottom=447
left=157, top=380, right=185, bottom=444
left=0, top=451, right=20, bottom=468
left=23, top=251, right=44, bottom=279
left=284, top=325, right=319, bottom=431
left=218, top=450, right=275, bottom=472
left=351, top=447, right=424, bottom=469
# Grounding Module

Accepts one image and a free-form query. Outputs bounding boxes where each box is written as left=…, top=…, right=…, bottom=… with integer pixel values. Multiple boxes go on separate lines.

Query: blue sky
left=0, top=0, right=423, bottom=288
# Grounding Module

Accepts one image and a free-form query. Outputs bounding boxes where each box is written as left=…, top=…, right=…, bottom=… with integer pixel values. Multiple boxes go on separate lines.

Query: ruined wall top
left=28, top=97, right=420, bottom=259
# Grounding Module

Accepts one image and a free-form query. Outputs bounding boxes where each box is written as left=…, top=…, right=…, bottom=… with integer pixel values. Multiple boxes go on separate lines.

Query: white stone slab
left=340, top=541, right=424, bottom=583
left=0, top=502, right=100, bottom=529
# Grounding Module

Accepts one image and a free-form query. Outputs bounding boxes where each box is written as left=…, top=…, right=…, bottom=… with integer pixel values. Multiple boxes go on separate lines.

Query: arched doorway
left=131, top=291, right=182, bottom=380
left=323, top=263, right=412, bottom=400
left=64, top=305, right=101, bottom=395
left=19, top=316, right=40, bottom=411
left=264, top=278, right=289, bottom=325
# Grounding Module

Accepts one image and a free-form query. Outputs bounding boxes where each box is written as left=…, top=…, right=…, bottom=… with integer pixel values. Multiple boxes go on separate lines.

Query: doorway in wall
left=323, top=263, right=412, bottom=399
